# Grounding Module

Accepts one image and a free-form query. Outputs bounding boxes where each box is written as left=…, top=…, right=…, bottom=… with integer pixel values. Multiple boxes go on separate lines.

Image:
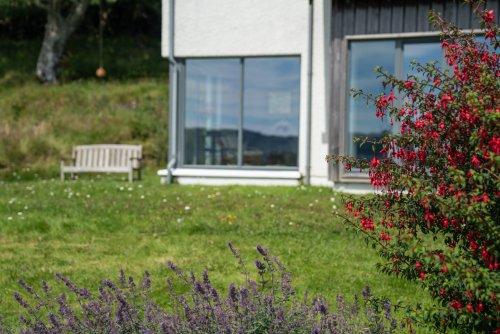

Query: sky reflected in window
left=348, top=41, right=395, bottom=160
left=403, top=42, right=443, bottom=78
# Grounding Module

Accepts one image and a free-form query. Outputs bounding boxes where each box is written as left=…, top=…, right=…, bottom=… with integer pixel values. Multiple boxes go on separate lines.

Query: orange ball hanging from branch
left=96, top=66, right=106, bottom=78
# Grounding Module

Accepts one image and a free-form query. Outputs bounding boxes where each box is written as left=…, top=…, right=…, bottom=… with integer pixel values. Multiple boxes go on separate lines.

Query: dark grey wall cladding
left=332, top=0, right=499, bottom=38
left=328, top=0, right=499, bottom=182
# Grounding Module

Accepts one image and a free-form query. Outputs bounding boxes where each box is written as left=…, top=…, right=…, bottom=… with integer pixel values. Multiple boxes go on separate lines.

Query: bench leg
left=129, top=169, right=133, bottom=183
left=137, top=168, right=142, bottom=181
left=60, top=161, right=65, bottom=181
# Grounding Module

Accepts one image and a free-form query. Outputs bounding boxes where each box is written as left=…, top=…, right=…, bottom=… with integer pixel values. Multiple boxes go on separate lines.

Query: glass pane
left=475, top=35, right=496, bottom=52
left=184, top=59, right=240, bottom=166
left=348, top=41, right=395, bottom=161
left=403, top=41, right=443, bottom=79
left=243, top=57, right=300, bottom=166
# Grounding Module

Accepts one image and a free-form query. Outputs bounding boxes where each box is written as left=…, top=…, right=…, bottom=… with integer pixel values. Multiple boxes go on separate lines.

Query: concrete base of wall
left=332, top=182, right=376, bottom=194
left=158, top=168, right=303, bottom=186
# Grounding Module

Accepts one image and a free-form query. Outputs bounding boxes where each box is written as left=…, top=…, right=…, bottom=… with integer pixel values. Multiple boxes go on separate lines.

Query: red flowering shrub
left=329, top=1, right=499, bottom=332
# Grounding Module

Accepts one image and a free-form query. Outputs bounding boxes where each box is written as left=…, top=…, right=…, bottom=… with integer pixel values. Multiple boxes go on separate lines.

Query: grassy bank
left=0, top=78, right=168, bottom=178
left=0, top=174, right=430, bottom=328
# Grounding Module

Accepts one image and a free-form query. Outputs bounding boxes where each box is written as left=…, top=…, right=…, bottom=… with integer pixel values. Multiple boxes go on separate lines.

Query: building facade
left=158, top=0, right=497, bottom=188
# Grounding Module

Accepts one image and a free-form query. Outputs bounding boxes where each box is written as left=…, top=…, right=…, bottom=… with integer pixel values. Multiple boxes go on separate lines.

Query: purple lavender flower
left=41, top=280, right=50, bottom=296
left=361, top=285, right=372, bottom=302
left=119, top=269, right=126, bottom=286
left=142, top=270, right=151, bottom=289
left=18, top=280, right=36, bottom=297
left=102, top=279, right=117, bottom=291
left=228, top=283, right=238, bottom=304
left=128, top=276, right=136, bottom=289
left=256, top=244, right=268, bottom=257
left=202, top=270, right=210, bottom=287
left=166, top=260, right=176, bottom=271
left=48, top=313, right=60, bottom=329
left=383, top=300, right=392, bottom=320
left=210, top=287, right=219, bottom=301
left=19, top=314, right=31, bottom=327
left=255, top=260, right=266, bottom=275
left=13, top=292, right=29, bottom=309
left=194, top=281, right=205, bottom=295
left=315, top=302, right=328, bottom=315
left=227, top=242, right=239, bottom=257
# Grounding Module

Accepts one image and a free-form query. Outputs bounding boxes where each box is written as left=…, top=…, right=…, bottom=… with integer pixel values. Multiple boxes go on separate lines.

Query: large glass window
left=184, top=59, right=240, bottom=166
left=347, top=39, right=443, bottom=161
left=243, top=58, right=300, bottom=166
left=183, top=57, right=300, bottom=168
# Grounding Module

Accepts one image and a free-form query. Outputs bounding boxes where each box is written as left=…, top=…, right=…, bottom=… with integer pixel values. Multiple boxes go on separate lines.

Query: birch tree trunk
left=35, top=0, right=90, bottom=83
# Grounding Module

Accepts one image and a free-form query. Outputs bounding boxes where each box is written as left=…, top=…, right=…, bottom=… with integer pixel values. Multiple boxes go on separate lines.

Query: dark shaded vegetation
left=0, top=0, right=166, bottom=82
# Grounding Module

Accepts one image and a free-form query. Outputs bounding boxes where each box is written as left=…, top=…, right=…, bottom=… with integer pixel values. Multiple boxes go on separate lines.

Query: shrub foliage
left=2, top=244, right=402, bottom=333
left=328, top=1, right=499, bottom=332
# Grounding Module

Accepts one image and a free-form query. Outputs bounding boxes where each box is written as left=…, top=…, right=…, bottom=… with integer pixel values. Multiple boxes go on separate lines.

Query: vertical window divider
left=238, top=58, right=244, bottom=167
left=395, top=40, right=404, bottom=82
left=393, top=40, right=404, bottom=135
left=178, top=60, right=186, bottom=166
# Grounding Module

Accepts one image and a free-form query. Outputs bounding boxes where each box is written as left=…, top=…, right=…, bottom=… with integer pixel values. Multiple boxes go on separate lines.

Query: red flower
left=471, top=155, right=480, bottom=166
left=404, top=80, right=414, bottom=89
left=388, top=91, right=396, bottom=102
left=370, top=156, right=380, bottom=167
left=484, top=9, right=495, bottom=22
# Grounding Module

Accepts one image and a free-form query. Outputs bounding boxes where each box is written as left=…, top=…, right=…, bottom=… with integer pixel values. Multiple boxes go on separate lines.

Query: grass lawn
left=0, top=171, right=430, bottom=327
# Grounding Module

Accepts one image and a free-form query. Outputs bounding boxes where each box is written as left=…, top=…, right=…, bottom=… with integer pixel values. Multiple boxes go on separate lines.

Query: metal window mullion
left=178, top=61, right=186, bottom=166
left=393, top=40, right=404, bottom=136
left=238, top=58, right=244, bottom=167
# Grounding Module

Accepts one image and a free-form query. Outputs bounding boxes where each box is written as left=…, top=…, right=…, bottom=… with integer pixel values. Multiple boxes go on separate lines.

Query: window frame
left=339, top=32, right=447, bottom=183
left=177, top=55, right=302, bottom=171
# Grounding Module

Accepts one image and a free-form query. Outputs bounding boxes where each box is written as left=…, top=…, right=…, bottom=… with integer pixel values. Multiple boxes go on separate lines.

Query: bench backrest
left=72, top=145, right=142, bottom=169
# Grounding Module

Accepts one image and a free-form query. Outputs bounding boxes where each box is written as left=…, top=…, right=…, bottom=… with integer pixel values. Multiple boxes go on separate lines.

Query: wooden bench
left=60, top=144, right=143, bottom=182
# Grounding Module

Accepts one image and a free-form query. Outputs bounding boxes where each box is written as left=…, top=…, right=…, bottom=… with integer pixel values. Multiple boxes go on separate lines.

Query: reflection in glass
left=348, top=41, right=395, bottom=161
left=184, top=59, right=240, bottom=165
left=403, top=42, right=443, bottom=78
left=243, top=57, right=300, bottom=166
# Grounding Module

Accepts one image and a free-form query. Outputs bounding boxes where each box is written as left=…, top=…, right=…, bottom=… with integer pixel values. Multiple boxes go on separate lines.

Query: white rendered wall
left=162, top=0, right=331, bottom=185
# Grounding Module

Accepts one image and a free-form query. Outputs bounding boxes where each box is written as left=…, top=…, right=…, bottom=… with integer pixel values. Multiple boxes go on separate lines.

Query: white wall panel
left=162, top=0, right=331, bottom=185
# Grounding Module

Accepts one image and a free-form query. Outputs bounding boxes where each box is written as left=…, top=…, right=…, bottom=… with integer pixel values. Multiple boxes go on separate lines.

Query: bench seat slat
left=62, top=166, right=131, bottom=173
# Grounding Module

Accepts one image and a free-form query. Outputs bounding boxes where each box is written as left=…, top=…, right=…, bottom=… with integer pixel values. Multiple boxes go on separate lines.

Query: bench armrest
left=60, top=157, right=75, bottom=165
left=130, top=156, right=143, bottom=168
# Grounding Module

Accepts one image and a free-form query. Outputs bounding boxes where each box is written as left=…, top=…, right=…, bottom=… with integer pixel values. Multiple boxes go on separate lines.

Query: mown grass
left=0, top=172, right=431, bottom=328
